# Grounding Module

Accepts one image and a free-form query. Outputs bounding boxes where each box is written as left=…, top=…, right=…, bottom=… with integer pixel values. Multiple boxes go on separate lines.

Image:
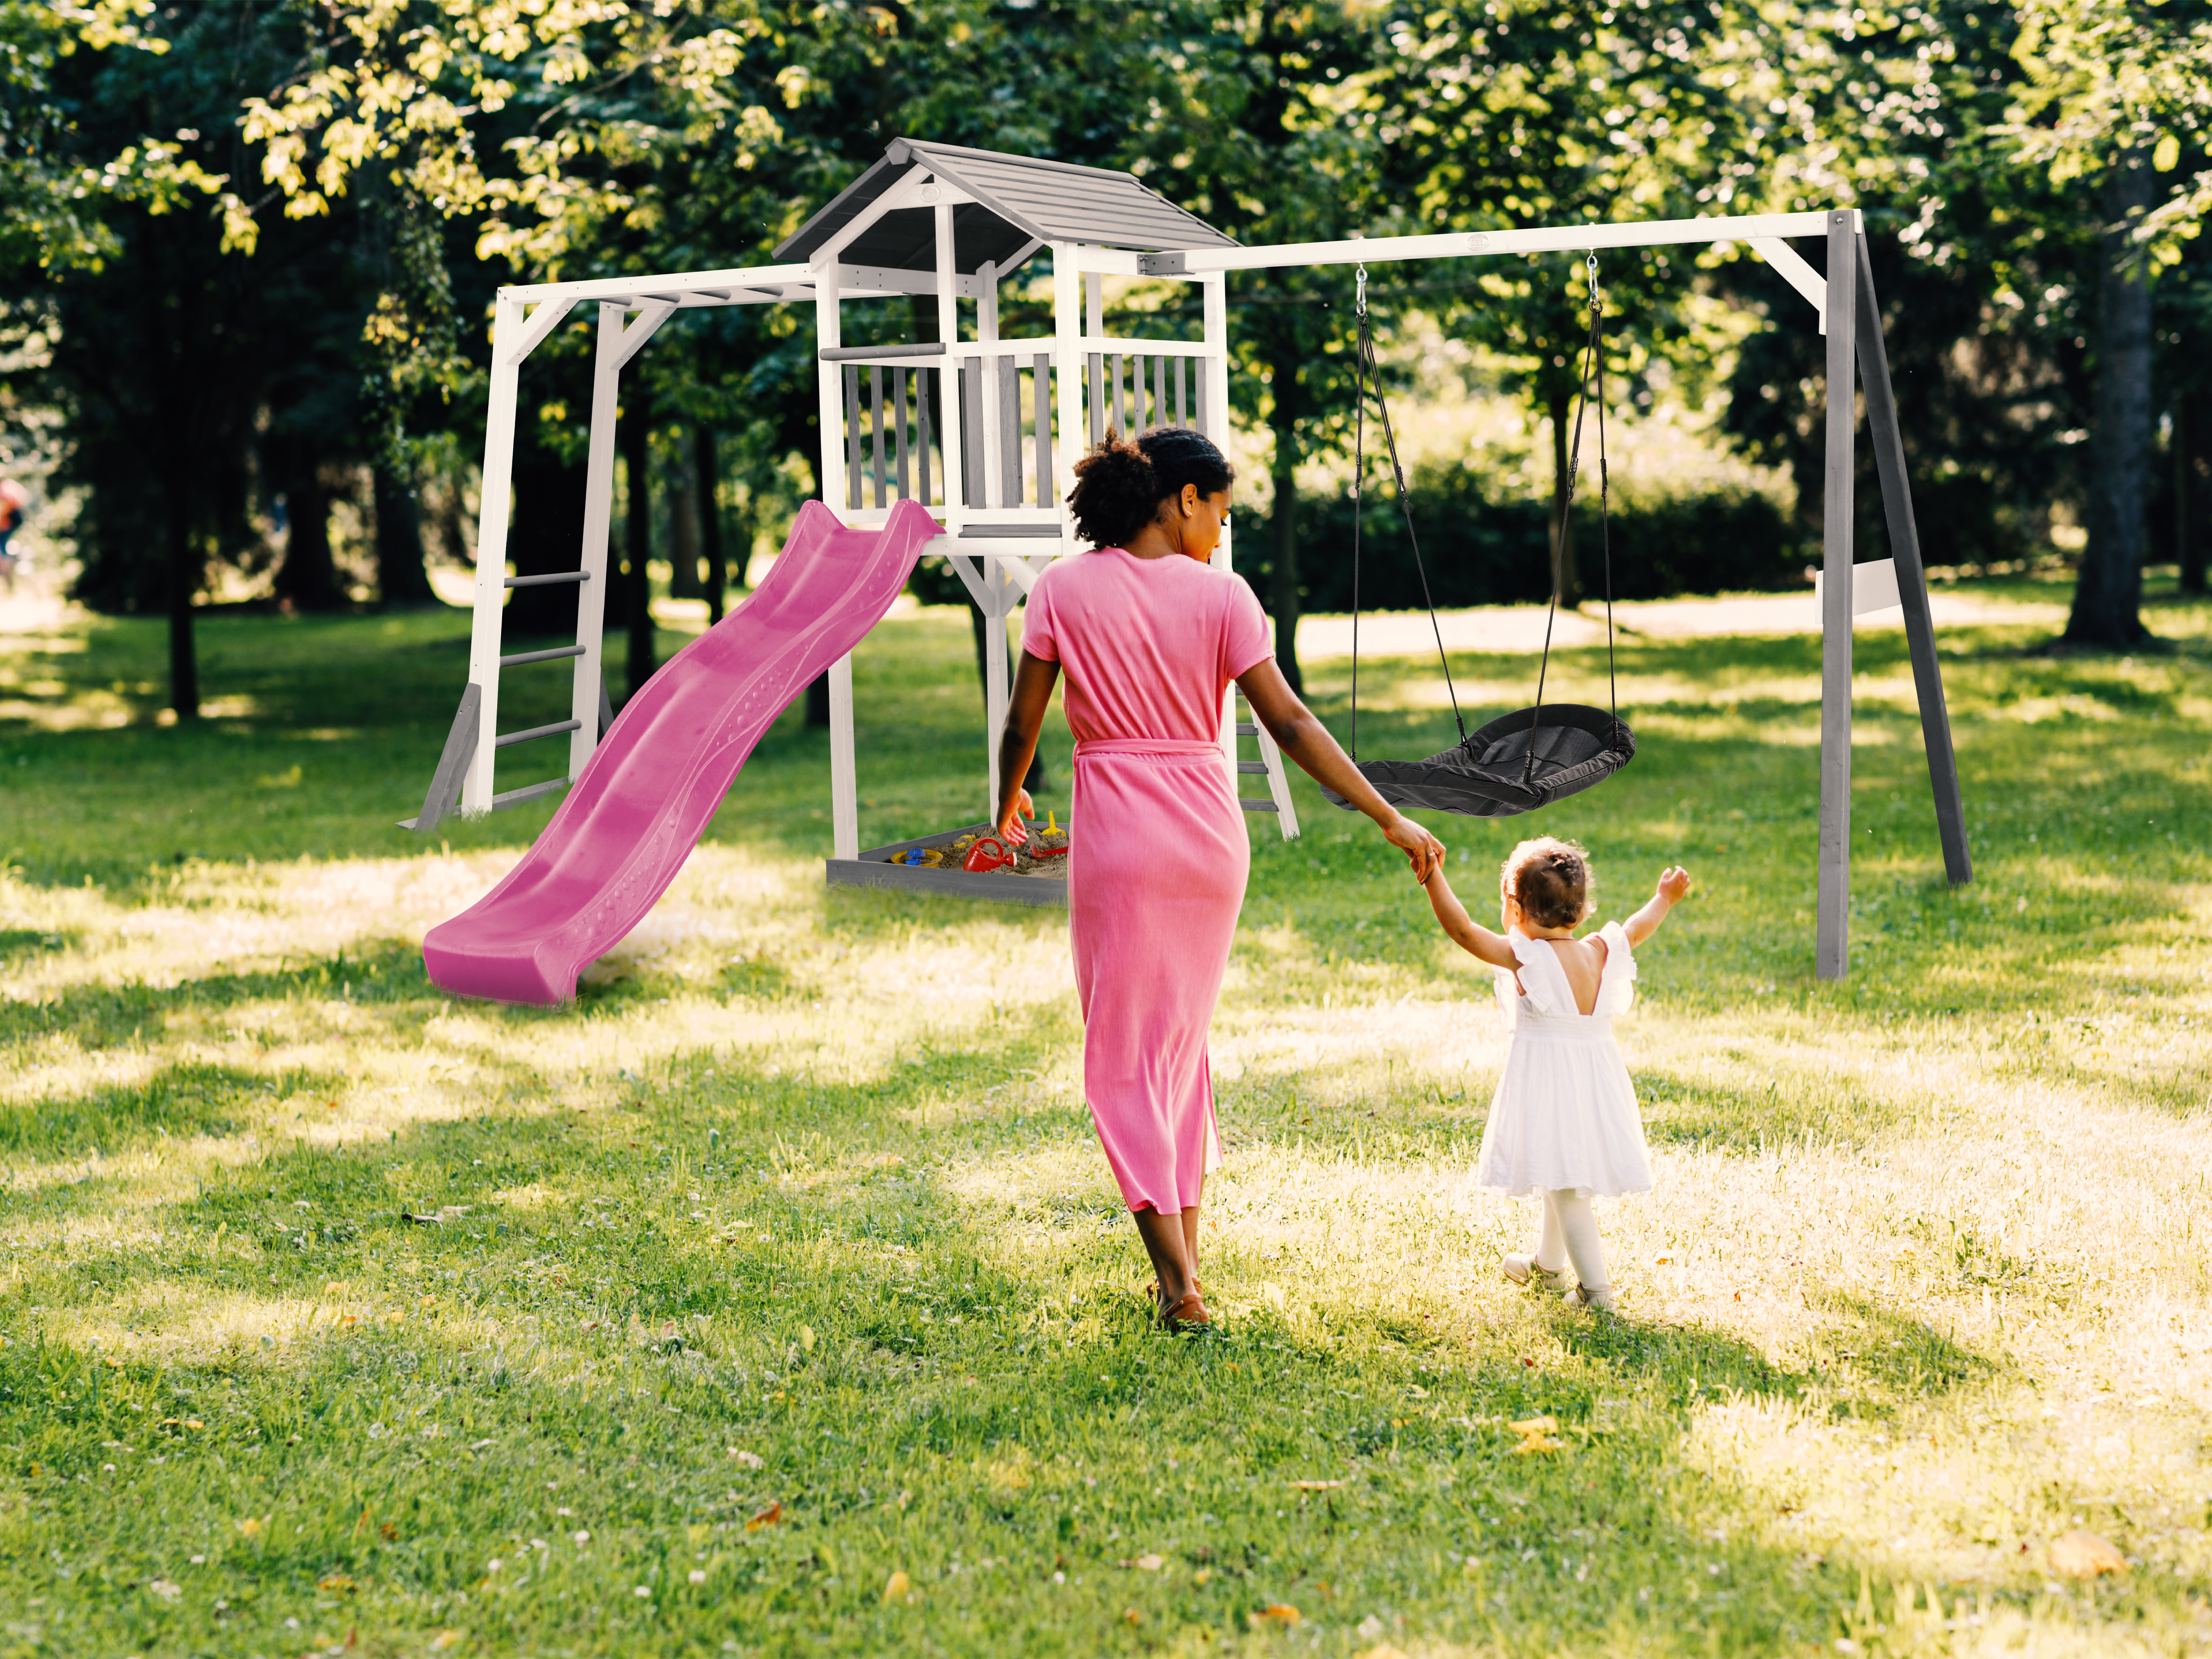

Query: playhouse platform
left=825, top=822, right=1070, bottom=909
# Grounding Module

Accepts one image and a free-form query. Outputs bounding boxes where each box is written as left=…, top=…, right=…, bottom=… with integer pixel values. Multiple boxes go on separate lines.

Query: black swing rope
left=1350, top=263, right=1464, bottom=763
left=1525, top=251, right=1622, bottom=782
left=1334, top=251, right=1635, bottom=821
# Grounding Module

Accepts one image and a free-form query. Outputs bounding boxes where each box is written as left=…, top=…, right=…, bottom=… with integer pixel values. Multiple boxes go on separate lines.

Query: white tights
left=1533, top=1189, right=1611, bottom=1294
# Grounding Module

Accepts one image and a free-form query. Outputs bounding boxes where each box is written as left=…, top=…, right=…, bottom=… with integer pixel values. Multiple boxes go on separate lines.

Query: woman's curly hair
left=1066, top=426, right=1234, bottom=549
left=1500, top=836, right=1594, bottom=930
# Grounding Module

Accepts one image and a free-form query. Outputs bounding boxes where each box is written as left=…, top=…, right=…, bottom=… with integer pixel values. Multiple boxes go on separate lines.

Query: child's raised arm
left=1422, top=865, right=1519, bottom=968
left=1623, top=865, right=1692, bottom=947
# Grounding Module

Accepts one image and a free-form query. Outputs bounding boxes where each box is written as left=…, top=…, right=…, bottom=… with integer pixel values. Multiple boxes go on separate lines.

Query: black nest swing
left=1321, top=255, right=1634, bottom=821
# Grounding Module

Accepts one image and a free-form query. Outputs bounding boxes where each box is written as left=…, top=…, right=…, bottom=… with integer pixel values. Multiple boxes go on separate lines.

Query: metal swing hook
left=1355, top=263, right=1368, bottom=319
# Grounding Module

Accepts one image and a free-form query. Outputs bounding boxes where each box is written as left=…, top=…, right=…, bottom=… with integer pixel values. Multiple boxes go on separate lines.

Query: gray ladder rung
left=1236, top=760, right=1269, bottom=773
left=1235, top=722, right=1259, bottom=736
left=1240, top=799, right=1280, bottom=812
left=494, top=718, right=582, bottom=749
left=505, top=571, right=590, bottom=588
left=491, top=777, right=571, bottom=810
left=499, top=644, right=586, bottom=667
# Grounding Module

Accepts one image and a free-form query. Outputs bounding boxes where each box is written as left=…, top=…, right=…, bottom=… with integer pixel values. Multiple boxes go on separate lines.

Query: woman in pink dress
left=995, top=428, right=1444, bottom=1329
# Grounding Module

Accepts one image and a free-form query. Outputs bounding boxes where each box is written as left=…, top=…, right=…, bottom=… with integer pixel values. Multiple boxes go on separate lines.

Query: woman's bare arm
left=1236, top=657, right=1443, bottom=882
left=1421, top=865, right=1519, bottom=968
left=994, top=649, right=1062, bottom=841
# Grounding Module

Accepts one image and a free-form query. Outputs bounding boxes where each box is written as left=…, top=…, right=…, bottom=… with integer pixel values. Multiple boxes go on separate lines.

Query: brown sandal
left=1160, top=1290, right=1213, bottom=1331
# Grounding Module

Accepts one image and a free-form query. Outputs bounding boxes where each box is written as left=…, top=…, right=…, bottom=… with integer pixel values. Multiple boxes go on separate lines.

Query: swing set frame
left=1166, top=205, right=1972, bottom=980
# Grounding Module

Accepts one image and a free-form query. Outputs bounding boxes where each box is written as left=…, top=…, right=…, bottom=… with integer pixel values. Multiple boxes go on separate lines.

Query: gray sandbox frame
left=826, top=821, right=1070, bottom=909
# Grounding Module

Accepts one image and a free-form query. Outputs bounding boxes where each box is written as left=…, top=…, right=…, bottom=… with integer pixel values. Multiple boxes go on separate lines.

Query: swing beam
left=1154, top=206, right=1971, bottom=982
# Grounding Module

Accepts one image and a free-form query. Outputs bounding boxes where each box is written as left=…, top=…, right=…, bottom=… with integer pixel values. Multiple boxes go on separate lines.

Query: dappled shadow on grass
left=0, top=937, right=437, bottom=1052
left=0, top=1058, right=345, bottom=1163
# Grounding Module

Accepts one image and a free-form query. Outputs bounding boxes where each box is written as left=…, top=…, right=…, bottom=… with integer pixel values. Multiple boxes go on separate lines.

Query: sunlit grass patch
left=0, top=583, right=2208, bottom=1653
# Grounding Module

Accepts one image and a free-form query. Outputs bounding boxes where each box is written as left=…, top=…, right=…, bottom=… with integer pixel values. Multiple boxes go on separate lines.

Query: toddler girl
left=1421, top=837, right=1690, bottom=1311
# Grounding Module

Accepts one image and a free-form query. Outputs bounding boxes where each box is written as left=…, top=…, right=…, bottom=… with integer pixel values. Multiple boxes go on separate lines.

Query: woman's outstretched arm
left=1237, top=657, right=1444, bottom=882
left=994, top=649, right=1062, bottom=842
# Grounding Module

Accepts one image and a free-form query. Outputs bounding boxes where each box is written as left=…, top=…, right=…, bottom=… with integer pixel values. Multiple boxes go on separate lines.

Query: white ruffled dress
left=1474, top=922, right=1655, bottom=1199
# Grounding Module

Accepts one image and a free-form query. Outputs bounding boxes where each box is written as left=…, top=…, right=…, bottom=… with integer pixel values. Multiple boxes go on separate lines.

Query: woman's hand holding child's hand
left=1382, top=813, right=1446, bottom=884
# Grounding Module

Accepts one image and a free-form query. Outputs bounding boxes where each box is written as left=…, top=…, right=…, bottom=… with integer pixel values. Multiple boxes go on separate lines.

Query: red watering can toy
left=962, top=836, right=1014, bottom=873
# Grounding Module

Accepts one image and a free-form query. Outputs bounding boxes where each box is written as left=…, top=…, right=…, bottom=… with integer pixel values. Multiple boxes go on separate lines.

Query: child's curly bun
left=1067, top=426, right=1234, bottom=549
left=1501, top=836, right=1593, bottom=930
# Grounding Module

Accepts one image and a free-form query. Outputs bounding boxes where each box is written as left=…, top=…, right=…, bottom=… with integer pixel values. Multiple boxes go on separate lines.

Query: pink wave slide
left=424, top=498, right=941, bottom=1005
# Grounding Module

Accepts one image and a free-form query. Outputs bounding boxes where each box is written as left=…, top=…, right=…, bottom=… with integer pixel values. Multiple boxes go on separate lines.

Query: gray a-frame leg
left=1815, top=213, right=1975, bottom=980
left=1817, top=211, right=1859, bottom=980
left=403, top=682, right=482, bottom=834
left=405, top=674, right=615, bottom=834
left=1853, top=233, right=1971, bottom=888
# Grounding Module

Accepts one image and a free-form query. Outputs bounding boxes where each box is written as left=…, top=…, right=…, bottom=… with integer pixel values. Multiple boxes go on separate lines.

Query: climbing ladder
left=1229, top=687, right=1299, bottom=836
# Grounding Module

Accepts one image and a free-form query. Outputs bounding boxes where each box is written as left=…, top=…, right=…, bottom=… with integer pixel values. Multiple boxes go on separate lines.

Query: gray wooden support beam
left=1817, top=209, right=1859, bottom=981
left=401, top=682, right=481, bottom=834
left=1853, top=233, right=1971, bottom=888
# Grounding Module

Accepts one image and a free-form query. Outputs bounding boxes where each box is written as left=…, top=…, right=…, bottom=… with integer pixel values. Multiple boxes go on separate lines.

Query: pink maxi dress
left=1021, top=547, right=1273, bottom=1214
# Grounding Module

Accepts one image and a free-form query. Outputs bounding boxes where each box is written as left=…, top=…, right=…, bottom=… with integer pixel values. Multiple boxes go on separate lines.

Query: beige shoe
left=1503, top=1253, right=1566, bottom=1287
left=1563, top=1282, right=1618, bottom=1313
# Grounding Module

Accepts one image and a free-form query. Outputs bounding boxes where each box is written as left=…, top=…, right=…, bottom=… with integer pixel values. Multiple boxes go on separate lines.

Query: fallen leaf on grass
left=727, top=1448, right=764, bottom=1469
left=1249, top=1604, right=1302, bottom=1627
left=319, top=1574, right=357, bottom=1593
left=1288, top=1480, right=1344, bottom=1491
left=881, top=1570, right=910, bottom=1603
left=1117, top=1554, right=1164, bottom=1571
left=746, top=1501, right=783, bottom=1531
left=147, top=1579, right=181, bottom=1600
left=237, top=1517, right=266, bottom=1539
left=428, top=1634, right=462, bottom=1652
left=1508, top=1416, right=1558, bottom=1436
left=2050, top=1531, right=2127, bottom=1577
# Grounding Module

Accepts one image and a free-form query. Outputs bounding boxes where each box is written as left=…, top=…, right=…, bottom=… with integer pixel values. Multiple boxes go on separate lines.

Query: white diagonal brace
left=503, top=298, right=580, bottom=367
left=1749, top=236, right=1828, bottom=333
left=611, top=301, right=676, bottom=371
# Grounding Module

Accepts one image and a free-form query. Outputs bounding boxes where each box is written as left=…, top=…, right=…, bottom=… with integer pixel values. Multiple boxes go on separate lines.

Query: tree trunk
left=1269, top=346, right=1303, bottom=694
left=374, top=463, right=435, bottom=606
left=2067, top=159, right=2156, bottom=648
left=623, top=383, right=656, bottom=698
left=697, top=425, right=726, bottom=624
left=165, top=485, right=199, bottom=719
left=1547, top=385, right=1580, bottom=606
left=273, top=466, right=345, bottom=611
left=667, top=432, right=702, bottom=598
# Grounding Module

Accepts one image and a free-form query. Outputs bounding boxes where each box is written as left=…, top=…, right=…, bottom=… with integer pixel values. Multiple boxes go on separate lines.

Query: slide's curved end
left=423, top=498, right=942, bottom=1005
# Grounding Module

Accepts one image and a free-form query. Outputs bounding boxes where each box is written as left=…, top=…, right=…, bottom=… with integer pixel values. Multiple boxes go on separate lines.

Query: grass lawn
left=1, top=574, right=2208, bottom=1658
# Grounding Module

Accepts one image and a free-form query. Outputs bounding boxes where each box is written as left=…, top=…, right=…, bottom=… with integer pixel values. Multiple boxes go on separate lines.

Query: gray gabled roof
left=774, top=138, right=1238, bottom=274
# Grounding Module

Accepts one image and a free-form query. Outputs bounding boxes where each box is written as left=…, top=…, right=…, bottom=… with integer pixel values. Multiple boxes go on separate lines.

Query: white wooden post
left=978, top=259, right=1003, bottom=507
left=463, top=295, right=526, bottom=813
left=815, top=267, right=861, bottom=862
left=1053, top=243, right=1084, bottom=515
left=1202, top=273, right=1239, bottom=801
left=567, top=302, right=625, bottom=778
left=935, top=201, right=964, bottom=524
